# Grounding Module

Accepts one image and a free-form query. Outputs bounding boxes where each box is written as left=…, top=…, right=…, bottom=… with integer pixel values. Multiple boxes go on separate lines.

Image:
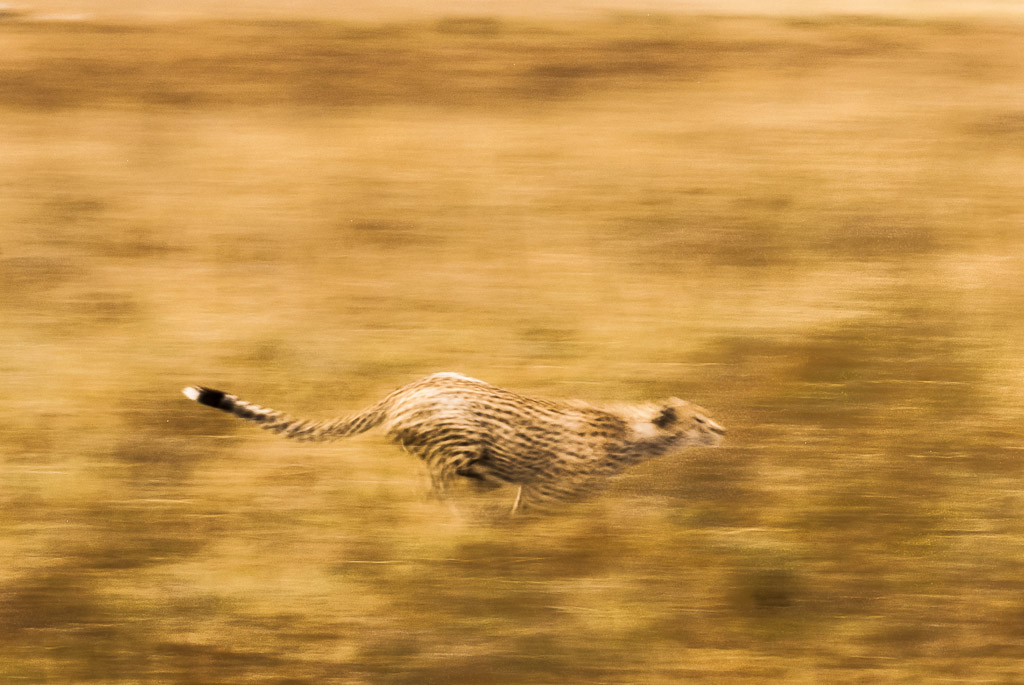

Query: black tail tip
left=182, top=385, right=230, bottom=410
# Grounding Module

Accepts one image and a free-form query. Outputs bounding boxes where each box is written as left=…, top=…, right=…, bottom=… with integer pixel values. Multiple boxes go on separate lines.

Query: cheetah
left=182, top=372, right=724, bottom=513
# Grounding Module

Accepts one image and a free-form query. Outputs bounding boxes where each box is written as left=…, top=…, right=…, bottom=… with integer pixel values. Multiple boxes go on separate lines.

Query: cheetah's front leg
left=510, top=486, right=524, bottom=515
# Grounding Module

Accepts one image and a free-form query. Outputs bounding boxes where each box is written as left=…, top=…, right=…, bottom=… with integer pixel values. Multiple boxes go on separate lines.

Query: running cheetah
left=182, top=372, right=724, bottom=513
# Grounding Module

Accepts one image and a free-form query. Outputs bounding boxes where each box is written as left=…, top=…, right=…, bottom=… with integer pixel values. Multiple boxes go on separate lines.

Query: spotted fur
left=182, top=372, right=724, bottom=513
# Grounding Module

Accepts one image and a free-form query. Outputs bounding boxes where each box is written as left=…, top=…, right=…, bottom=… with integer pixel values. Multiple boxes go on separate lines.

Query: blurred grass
left=2, top=12, right=1024, bottom=683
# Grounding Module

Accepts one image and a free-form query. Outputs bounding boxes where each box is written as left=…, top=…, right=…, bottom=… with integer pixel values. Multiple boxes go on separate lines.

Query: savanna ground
left=2, top=8, right=1024, bottom=683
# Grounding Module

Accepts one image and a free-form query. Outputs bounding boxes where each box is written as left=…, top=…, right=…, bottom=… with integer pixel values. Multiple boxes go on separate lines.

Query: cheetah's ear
left=652, top=405, right=678, bottom=429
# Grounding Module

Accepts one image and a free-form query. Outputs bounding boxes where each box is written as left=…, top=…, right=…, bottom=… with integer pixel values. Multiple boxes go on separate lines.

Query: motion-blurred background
left=3, top=1, right=1024, bottom=682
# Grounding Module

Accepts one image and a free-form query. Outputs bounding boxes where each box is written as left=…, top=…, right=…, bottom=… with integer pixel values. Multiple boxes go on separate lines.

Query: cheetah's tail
left=181, top=385, right=385, bottom=442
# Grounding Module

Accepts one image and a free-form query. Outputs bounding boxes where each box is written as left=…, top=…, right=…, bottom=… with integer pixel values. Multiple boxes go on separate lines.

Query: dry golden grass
left=2, top=13, right=1024, bottom=683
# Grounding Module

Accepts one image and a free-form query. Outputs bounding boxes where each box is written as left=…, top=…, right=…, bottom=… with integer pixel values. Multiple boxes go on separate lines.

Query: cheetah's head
left=647, top=398, right=725, bottom=448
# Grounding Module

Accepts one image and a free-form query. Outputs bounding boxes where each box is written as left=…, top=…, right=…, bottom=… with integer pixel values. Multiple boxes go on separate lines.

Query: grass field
left=2, top=11, right=1024, bottom=683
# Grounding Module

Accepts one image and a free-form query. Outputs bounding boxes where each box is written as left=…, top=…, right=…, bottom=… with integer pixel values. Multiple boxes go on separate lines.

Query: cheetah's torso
left=376, top=373, right=721, bottom=507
